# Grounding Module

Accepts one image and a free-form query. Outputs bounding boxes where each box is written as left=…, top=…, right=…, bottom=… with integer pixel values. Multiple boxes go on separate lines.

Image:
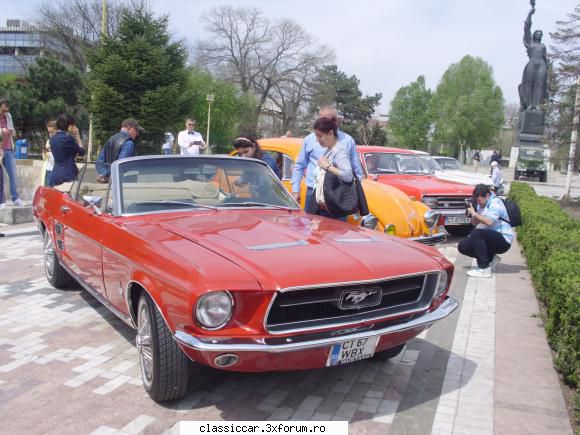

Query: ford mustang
left=33, top=156, right=458, bottom=402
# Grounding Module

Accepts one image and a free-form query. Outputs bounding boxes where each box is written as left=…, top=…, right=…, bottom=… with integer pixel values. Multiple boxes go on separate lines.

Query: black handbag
left=323, top=171, right=368, bottom=218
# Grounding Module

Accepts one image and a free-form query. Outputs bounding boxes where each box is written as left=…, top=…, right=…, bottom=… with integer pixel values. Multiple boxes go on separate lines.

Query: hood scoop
left=334, top=236, right=381, bottom=244
left=246, top=240, right=309, bottom=251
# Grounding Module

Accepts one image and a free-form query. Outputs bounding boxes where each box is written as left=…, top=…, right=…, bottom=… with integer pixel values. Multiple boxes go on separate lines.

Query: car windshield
left=117, top=157, right=298, bottom=214
left=417, top=155, right=442, bottom=172
left=520, top=149, right=543, bottom=159
left=364, top=152, right=431, bottom=175
left=435, top=158, right=461, bottom=170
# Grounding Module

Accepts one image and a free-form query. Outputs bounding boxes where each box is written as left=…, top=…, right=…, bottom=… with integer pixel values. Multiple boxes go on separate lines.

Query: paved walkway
left=0, top=226, right=573, bottom=434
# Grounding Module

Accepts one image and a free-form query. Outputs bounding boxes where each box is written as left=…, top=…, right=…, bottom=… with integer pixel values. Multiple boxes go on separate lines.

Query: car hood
left=372, top=173, right=474, bottom=196
left=434, top=170, right=492, bottom=186
left=360, top=179, right=425, bottom=237
left=153, top=210, right=443, bottom=290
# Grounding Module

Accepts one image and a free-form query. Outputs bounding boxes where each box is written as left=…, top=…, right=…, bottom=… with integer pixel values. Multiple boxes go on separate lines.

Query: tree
left=36, top=0, right=129, bottom=70
left=431, top=55, right=504, bottom=155
left=0, top=57, right=87, bottom=151
left=550, top=5, right=580, bottom=86
left=196, top=6, right=333, bottom=130
left=182, top=68, right=257, bottom=153
left=549, top=5, right=580, bottom=170
left=388, top=75, right=433, bottom=150
left=86, top=5, right=188, bottom=152
left=308, top=65, right=382, bottom=143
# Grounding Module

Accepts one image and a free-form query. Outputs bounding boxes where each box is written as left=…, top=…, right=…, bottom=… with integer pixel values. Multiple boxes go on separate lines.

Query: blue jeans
left=0, top=163, right=4, bottom=203
left=45, top=170, right=52, bottom=186
left=162, top=148, right=172, bottom=155
left=2, top=150, right=20, bottom=201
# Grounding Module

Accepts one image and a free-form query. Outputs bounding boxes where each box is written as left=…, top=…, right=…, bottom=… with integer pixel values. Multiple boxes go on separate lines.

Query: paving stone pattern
left=0, top=231, right=569, bottom=435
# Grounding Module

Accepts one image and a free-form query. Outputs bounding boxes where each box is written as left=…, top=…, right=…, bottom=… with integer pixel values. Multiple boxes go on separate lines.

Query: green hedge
left=509, top=182, right=580, bottom=387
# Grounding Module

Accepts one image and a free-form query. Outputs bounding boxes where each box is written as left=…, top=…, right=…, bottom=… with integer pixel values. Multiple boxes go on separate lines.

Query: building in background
left=0, top=19, right=70, bottom=76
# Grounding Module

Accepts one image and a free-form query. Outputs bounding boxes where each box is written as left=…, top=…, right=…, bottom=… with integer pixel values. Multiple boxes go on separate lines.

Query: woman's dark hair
left=56, top=114, right=69, bottom=131
left=67, top=115, right=77, bottom=126
left=313, top=117, right=338, bottom=137
left=233, top=135, right=263, bottom=159
left=473, top=183, right=491, bottom=198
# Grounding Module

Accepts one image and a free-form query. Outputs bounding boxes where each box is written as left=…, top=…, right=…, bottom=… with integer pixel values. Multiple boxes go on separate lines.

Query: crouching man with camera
left=458, top=184, right=514, bottom=278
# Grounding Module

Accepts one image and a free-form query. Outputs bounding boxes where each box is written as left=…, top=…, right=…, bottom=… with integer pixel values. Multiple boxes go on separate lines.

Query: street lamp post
left=206, top=94, right=214, bottom=152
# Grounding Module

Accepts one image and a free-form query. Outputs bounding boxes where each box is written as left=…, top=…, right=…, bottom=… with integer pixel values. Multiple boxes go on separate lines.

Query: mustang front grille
left=266, top=274, right=439, bottom=334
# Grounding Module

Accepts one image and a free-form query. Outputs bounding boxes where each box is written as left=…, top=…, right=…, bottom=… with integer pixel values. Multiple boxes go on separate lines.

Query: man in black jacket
left=96, top=119, right=143, bottom=181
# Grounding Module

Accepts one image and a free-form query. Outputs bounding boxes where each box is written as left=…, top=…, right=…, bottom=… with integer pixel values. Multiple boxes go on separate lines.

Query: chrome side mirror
left=83, top=195, right=103, bottom=216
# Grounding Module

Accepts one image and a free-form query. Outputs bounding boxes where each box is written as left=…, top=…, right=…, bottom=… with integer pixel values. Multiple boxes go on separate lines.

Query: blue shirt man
left=291, top=107, right=363, bottom=205
left=459, top=184, right=513, bottom=278
left=96, top=119, right=143, bottom=178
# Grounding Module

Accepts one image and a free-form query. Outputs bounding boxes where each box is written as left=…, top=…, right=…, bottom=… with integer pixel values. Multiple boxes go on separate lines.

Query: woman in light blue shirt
left=458, top=184, right=513, bottom=278
left=306, top=117, right=354, bottom=220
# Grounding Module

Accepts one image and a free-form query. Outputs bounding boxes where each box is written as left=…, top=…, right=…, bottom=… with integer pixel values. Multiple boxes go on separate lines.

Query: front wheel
left=137, top=294, right=190, bottom=402
left=444, top=224, right=473, bottom=237
left=43, top=230, right=73, bottom=289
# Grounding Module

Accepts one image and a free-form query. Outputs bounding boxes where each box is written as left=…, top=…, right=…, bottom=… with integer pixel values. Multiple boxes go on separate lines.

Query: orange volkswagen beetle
left=256, top=138, right=446, bottom=245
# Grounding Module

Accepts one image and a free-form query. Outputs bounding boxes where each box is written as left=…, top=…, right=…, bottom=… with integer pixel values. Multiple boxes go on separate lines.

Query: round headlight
left=361, top=214, right=378, bottom=230
left=384, top=224, right=396, bottom=235
left=422, top=197, right=438, bottom=209
left=424, top=210, right=441, bottom=229
left=195, top=291, right=233, bottom=330
left=435, top=270, right=448, bottom=298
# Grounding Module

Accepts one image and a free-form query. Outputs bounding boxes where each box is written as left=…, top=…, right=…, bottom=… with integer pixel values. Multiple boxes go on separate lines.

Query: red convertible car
left=33, top=156, right=458, bottom=402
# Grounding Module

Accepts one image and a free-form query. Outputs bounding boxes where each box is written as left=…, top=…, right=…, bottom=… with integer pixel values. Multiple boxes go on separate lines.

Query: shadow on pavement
left=68, top=282, right=475, bottom=423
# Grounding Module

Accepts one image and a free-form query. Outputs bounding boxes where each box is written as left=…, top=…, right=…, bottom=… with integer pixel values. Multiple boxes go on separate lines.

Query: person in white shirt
left=490, top=161, right=502, bottom=192
left=161, top=132, right=174, bottom=155
left=43, top=120, right=56, bottom=185
left=177, top=118, right=207, bottom=156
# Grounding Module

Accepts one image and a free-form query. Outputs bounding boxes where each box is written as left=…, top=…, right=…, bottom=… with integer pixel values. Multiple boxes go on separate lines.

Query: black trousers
left=458, top=228, right=511, bottom=269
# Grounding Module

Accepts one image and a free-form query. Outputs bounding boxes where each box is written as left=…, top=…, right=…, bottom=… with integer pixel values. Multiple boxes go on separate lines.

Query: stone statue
left=518, top=0, right=548, bottom=111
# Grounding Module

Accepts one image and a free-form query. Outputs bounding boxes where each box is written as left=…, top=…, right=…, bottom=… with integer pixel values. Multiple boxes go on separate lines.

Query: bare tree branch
left=195, top=6, right=334, bottom=128
left=34, top=0, right=129, bottom=70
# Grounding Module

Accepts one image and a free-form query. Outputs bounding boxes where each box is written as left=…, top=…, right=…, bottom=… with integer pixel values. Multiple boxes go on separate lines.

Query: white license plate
left=445, top=216, right=471, bottom=225
left=326, top=336, right=379, bottom=367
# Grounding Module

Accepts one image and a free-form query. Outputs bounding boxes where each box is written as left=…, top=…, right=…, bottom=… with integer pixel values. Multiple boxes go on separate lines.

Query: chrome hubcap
left=137, top=304, right=153, bottom=381
left=44, top=234, right=55, bottom=280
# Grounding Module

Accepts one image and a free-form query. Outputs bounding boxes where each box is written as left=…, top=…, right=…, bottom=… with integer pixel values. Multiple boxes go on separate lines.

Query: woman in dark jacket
left=49, top=114, right=85, bottom=187
left=233, top=136, right=281, bottom=179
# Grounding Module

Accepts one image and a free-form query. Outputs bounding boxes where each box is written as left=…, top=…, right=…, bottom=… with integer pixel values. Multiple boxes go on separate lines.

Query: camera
left=464, top=198, right=476, bottom=216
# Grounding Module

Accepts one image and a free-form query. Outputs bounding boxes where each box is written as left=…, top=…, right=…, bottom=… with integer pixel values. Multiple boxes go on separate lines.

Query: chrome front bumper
left=174, top=297, right=459, bottom=353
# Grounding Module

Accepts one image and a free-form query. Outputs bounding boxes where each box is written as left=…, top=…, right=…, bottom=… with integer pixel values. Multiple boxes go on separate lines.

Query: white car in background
left=414, top=152, right=493, bottom=187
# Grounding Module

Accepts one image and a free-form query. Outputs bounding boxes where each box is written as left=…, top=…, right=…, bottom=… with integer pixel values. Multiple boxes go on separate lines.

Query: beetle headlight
left=422, top=197, right=438, bottom=209
left=424, top=210, right=440, bottom=229
left=361, top=214, right=378, bottom=230
left=384, top=224, right=396, bottom=235
left=195, top=291, right=233, bottom=330
left=435, top=270, right=449, bottom=299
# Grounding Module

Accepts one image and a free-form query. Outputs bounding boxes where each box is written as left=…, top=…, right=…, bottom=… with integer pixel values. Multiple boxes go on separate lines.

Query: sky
left=2, top=0, right=578, bottom=115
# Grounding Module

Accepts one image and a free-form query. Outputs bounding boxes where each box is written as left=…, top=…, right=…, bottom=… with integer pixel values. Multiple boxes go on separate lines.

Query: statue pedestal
left=519, top=110, right=545, bottom=136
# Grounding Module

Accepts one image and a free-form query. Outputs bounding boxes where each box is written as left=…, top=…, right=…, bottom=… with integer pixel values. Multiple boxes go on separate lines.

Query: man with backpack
left=458, top=184, right=514, bottom=278
left=96, top=119, right=143, bottom=182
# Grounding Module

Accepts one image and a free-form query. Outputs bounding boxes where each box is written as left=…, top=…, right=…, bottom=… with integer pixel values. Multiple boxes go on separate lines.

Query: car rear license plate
left=445, top=216, right=471, bottom=225
left=326, top=337, right=379, bottom=367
